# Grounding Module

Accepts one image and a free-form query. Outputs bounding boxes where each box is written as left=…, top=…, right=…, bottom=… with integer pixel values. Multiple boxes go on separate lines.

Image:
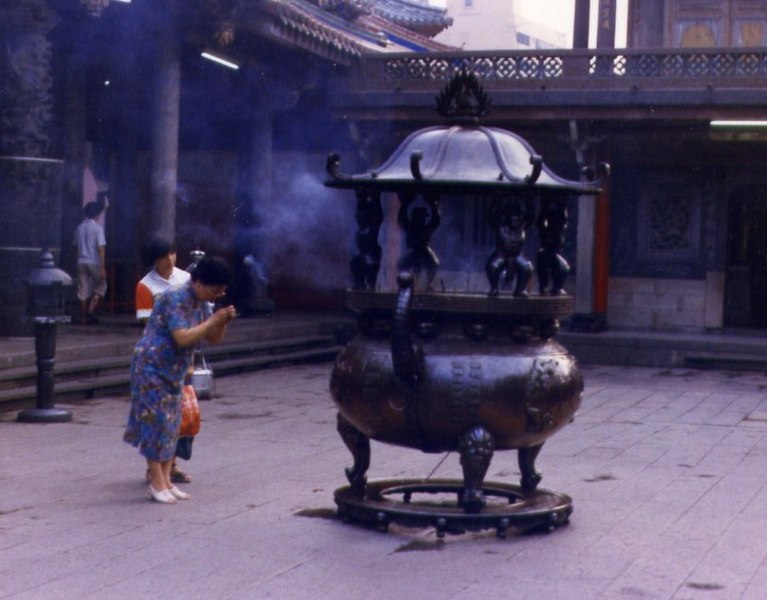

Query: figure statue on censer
left=350, top=189, right=383, bottom=290
left=537, top=197, right=570, bottom=296
left=397, top=193, right=441, bottom=290
left=485, top=196, right=535, bottom=297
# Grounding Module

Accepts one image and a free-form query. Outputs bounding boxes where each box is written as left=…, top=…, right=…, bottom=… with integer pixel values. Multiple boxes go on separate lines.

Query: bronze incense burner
left=326, top=71, right=608, bottom=538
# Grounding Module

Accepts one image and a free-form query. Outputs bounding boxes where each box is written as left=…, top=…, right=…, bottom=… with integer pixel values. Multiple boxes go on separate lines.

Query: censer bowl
left=331, top=331, right=582, bottom=453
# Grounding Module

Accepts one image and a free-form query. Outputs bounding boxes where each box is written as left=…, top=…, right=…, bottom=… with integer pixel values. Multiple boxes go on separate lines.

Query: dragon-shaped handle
left=391, top=272, right=422, bottom=386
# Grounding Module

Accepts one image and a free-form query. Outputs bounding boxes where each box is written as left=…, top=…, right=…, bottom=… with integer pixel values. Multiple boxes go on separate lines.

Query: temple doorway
left=724, top=186, right=767, bottom=328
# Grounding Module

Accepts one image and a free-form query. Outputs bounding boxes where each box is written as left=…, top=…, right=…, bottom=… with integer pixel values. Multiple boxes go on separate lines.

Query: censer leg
left=337, top=413, right=370, bottom=498
left=459, top=425, right=495, bottom=514
left=518, top=443, right=544, bottom=494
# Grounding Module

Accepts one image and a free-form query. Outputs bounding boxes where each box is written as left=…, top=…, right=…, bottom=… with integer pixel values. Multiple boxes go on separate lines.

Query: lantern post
left=17, top=249, right=74, bottom=423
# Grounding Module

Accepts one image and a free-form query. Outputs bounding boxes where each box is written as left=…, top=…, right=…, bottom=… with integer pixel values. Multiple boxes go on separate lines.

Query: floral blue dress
left=123, top=283, right=203, bottom=461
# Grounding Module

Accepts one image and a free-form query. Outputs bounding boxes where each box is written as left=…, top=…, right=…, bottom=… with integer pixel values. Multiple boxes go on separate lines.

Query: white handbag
left=191, top=352, right=215, bottom=400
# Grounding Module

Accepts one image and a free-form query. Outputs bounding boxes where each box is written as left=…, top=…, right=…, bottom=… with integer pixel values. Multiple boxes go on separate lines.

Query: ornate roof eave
left=255, top=18, right=364, bottom=65
left=373, top=0, right=453, bottom=37
left=358, top=14, right=458, bottom=52
left=242, top=0, right=388, bottom=64
left=222, top=0, right=455, bottom=65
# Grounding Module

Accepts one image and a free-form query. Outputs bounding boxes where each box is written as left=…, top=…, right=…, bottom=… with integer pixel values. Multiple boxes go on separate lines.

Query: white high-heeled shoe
left=168, top=486, right=191, bottom=500
left=147, top=485, right=177, bottom=504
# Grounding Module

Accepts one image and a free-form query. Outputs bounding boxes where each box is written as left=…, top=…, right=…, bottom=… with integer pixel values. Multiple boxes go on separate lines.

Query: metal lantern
left=25, top=249, right=72, bottom=323
left=17, top=249, right=74, bottom=423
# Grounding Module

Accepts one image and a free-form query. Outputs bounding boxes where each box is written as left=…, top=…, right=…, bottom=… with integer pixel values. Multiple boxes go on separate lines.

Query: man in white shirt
left=73, top=197, right=107, bottom=324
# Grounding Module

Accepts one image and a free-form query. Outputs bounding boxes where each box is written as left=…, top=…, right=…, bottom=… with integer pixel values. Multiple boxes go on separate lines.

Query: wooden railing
left=353, top=47, right=767, bottom=90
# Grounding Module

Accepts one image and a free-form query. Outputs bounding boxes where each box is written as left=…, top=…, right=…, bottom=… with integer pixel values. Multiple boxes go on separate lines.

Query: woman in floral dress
left=124, top=256, right=236, bottom=504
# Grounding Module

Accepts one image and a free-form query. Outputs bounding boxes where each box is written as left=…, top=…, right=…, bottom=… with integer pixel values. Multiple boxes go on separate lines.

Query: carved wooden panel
left=638, top=179, right=701, bottom=260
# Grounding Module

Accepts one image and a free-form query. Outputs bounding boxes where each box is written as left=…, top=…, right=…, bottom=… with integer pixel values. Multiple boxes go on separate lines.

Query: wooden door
left=666, top=0, right=767, bottom=47
left=724, top=186, right=767, bottom=328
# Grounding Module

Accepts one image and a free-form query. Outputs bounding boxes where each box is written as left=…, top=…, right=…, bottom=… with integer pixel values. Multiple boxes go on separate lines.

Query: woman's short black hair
left=191, top=255, right=232, bottom=286
left=143, top=238, right=176, bottom=266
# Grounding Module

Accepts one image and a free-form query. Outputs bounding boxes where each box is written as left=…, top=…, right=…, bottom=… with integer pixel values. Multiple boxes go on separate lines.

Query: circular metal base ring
left=17, top=408, right=73, bottom=423
left=334, top=478, right=572, bottom=538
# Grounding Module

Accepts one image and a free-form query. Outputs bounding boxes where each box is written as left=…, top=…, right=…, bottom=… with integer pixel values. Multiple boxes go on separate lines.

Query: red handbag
left=179, top=384, right=201, bottom=437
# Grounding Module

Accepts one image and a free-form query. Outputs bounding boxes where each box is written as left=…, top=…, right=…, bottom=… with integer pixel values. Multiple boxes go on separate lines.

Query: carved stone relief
left=0, top=0, right=59, bottom=158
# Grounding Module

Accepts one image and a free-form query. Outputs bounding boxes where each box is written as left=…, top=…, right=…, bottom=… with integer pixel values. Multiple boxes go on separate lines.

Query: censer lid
left=326, top=70, right=608, bottom=196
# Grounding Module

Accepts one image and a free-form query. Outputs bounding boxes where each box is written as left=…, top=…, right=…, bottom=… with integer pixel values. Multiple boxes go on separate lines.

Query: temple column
left=0, top=0, right=63, bottom=335
left=235, top=95, right=276, bottom=314
left=593, top=181, right=611, bottom=319
left=109, top=59, right=142, bottom=310
left=148, top=8, right=181, bottom=242
left=570, top=122, right=610, bottom=332
left=569, top=2, right=614, bottom=332
left=573, top=0, right=591, bottom=48
left=595, top=0, right=615, bottom=323
left=58, top=54, right=87, bottom=280
left=575, top=191, right=597, bottom=318
left=597, top=0, right=617, bottom=48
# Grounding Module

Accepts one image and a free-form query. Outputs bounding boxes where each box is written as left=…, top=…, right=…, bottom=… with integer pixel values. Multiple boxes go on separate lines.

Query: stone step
left=683, top=352, right=767, bottom=371
left=558, top=329, right=767, bottom=369
left=0, top=335, right=339, bottom=388
left=0, top=356, right=130, bottom=391
left=210, top=346, right=342, bottom=376
left=0, top=336, right=341, bottom=409
left=199, top=335, right=340, bottom=362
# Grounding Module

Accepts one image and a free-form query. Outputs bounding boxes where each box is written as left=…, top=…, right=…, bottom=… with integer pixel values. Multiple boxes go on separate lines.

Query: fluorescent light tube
left=710, top=120, right=767, bottom=128
left=201, top=51, right=240, bottom=70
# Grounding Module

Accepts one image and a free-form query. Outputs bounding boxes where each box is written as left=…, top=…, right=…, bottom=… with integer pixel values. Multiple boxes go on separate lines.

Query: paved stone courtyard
left=3, top=363, right=767, bottom=599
